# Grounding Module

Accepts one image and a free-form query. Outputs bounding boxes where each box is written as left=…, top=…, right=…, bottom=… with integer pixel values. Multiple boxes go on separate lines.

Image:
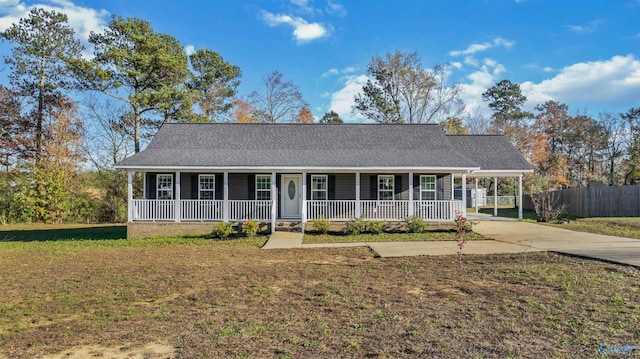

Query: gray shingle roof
left=446, top=135, right=533, bottom=171
left=116, top=123, right=531, bottom=172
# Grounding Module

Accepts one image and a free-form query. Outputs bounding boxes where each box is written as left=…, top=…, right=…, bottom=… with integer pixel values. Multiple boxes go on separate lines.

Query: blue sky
left=0, top=0, right=639, bottom=123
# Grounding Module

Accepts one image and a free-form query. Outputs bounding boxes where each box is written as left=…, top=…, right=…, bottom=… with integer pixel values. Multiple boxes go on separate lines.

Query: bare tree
left=353, top=51, right=464, bottom=124
left=82, top=94, right=132, bottom=169
left=249, top=71, right=306, bottom=123
left=599, top=112, right=626, bottom=185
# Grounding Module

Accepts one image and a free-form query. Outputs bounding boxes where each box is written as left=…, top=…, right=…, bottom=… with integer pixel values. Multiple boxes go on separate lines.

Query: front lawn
left=1, top=224, right=639, bottom=358
left=541, top=217, right=640, bottom=240
left=303, top=230, right=487, bottom=244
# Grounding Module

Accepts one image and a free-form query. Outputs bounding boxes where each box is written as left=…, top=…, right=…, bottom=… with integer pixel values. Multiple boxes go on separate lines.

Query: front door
left=281, top=174, right=302, bottom=218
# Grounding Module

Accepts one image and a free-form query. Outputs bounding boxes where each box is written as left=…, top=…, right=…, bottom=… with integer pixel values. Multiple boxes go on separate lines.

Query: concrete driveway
left=474, top=221, right=640, bottom=267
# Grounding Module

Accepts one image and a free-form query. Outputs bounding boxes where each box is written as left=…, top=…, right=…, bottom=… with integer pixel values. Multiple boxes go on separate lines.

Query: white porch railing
left=131, top=199, right=463, bottom=222
left=132, top=199, right=175, bottom=221
left=306, top=200, right=356, bottom=220
left=229, top=200, right=272, bottom=221
left=132, top=199, right=273, bottom=221
left=414, top=200, right=464, bottom=221
left=361, top=200, right=409, bottom=220
left=181, top=200, right=223, bottom=221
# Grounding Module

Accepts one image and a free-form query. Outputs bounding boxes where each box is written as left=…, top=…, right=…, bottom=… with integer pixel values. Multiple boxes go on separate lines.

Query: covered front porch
left=126, top=170, right=472, bottom=232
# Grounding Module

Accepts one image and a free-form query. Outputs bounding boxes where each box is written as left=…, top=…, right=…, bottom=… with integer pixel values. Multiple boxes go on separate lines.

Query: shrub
left=243, top=219, right=259, bottom=237
left=405, top=216, right=427, bottom=233
left=344, top=216, right=367, bottom=235
left=310, top=215, right=330, bottom=234
left=212, top=222, right=234, bottom=239
left=367, top=220, right=385, bottom=234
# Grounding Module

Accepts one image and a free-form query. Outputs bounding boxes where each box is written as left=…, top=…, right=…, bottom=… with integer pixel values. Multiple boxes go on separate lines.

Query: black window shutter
left=191, top=174, right=198, bottom=199
left=437, top=175, right=445, bottom=200
left=248, top=175, right=255, bottom=200
left=328, top=175, right=336, bottom=200
left=306, top=174, right=312, bottom=199
left=147, top=173, right=156, bottom=199
left=413, top=174, right=420, bottom=200
left=370, top=175, right=377, bottom=200
left=215, top=174, right=224, bottom=200
left=394, top=175, right=402, bottom=200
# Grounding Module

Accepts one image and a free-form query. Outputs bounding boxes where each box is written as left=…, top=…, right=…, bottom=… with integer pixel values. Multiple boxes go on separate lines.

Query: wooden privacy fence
left=524, top=185, right=640, bottom=217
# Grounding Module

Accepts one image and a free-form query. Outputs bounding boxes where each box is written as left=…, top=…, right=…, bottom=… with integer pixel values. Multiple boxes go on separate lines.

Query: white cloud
left=321, top=68, right=339, bottom=78
left=290, top=0, right=314, bottom=14
left=449, top=37, right=514, bottom=57
left=0, top=0, right=109, bottom=42
left=326, top=0, right=347, bottom=16
left=184, top=45, right=195, bottom=56
left=320, top=65, right=358, bottom=78
left=261, top=10, right=330, bottom=44
left=0, top=0, right=109, bottom=57
left=328, top=74, right=369, bottom=122
left=565, top=20, right=603, bottom=34
left=521, top=55, right=640, bottom=106
left=457, top=58, right=507, bottom=117
left=543, top=66, right=556, bottom=73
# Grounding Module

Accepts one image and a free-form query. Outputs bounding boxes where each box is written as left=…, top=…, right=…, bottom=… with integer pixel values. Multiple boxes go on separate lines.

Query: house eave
left=114, top=165, right=482, bottom=173
left=466, top=169, right=534, bottom=177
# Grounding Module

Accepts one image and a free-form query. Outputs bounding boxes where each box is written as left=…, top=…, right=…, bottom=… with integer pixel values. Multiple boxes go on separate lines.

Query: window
left=420, top=175, right=436, bottom=200
left=199, top=175, right=215, bottom=200
left=157, top=174, right=173, bottom=199
left=378, top=175, right=394, bottom=200
left=311, top=175, right=327, bottom=200
left=256, top=175, right=271, bottom=200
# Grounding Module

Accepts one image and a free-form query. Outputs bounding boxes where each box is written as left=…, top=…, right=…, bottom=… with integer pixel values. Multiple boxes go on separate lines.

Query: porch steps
left=274, top=221, right=303, bottom=232
left=262, top=231, right=303, bottom=249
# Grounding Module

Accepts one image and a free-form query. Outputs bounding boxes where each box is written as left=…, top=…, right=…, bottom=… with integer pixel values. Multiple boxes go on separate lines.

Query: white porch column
left=518, top=174, right=523, bottom=221
left=408, top=172, right=414, bottom=216
left=127, top=171, right=133, bottom=223
left=175, top=171, right=181, bottom=222
left=474, top=177, right=479, bottom=213
left=301, top=172, right=307, bottom=229
left=355, top=172, right=361, bottom=217
left=271, top=172, right=277, bottom=233
left=461, top=173, right=467, bottom=217
left=223, top=172, right=229, bottom=222
left=450, top=173, right=455, bottom=199
left=494, top=177, right=498, bottom=217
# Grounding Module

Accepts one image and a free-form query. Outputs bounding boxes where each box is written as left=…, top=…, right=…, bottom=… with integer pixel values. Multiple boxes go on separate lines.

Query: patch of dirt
left=1, top=243, right=639, bottom=358
left=41, top=343, right=175, bottom=359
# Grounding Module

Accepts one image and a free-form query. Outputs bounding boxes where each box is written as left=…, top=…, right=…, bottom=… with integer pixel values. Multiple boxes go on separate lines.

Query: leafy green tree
left=188, top=49, right=241, bottom=122
left=72, top=16, right=190, bottom=153
left=0, top=85, right=27, bottom=169
left=249, top=71, right=306, bottom=123
left=1, top=8, right=83, bottom=163
left=482, top=79, right=532, bottom=139
left=354, top=51, right=463, bottom=124
left=320, top=110, right=343, bottom=123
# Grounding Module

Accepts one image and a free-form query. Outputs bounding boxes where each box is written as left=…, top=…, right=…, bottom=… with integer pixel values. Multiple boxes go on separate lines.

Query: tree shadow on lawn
left=0, top=225, right=127, bottom=242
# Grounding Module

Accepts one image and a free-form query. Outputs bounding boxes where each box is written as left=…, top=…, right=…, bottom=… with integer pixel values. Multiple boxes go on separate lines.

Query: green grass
left=303, top=231, right=487, bottom=244
left=0, top=223, right=268, bottom=252
left=541, top=217, right=640, bottom=240
left=0, top=224, right=127, bottom=242
left=476, top=206, right=538, bottom=220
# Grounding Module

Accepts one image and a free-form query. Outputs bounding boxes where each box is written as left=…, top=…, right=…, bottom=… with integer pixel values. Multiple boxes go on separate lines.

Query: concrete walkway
left=474, top=221, right=640, bottom=267
left=263, top=222, right=640, bottom=267
left=262, top=230, right=541, bottom=258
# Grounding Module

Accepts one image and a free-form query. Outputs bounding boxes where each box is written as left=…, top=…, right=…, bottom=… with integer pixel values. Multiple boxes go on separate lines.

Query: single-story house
left=115, top=123, right=532, bottom=238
